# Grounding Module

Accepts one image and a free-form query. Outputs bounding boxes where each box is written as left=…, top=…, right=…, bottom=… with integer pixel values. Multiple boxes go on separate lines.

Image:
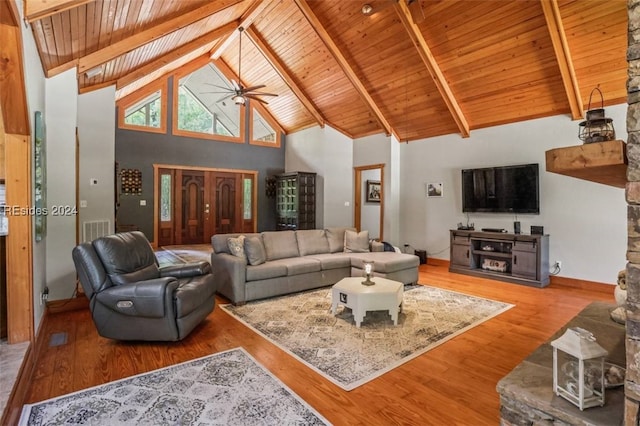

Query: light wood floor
left=24, top=263, right=614, bottom=425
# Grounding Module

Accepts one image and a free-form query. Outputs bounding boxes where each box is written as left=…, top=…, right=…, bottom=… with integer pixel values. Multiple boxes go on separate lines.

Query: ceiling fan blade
left=201, top=91, right=233, bottom=94
left=244, top=94, right=269, bottom=104
left=241, top=84, right=266, bottom=93
left=203, top=83, right=232, bottom=90
left=216, top=94, right=232, bottom=103
left=248, top=91, right=278, bottom=97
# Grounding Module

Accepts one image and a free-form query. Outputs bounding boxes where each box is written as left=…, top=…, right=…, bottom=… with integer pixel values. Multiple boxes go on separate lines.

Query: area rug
left=161, top=244, right=212, bottom=264
left=19, top=348, right=330, bottom=425
left=221, top=285, right=513, bottom=391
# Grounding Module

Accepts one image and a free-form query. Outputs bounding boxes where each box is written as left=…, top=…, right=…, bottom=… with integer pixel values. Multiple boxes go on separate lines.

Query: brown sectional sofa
left=210, top=227, right=420, bottom=305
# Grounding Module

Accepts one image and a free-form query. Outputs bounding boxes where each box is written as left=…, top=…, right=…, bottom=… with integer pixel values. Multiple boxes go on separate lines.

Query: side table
left=330, top=277, right=403, bottom=327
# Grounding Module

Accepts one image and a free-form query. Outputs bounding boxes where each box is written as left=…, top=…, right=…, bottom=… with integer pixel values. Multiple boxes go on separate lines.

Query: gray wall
left=115, top=77, right=285, bottom=242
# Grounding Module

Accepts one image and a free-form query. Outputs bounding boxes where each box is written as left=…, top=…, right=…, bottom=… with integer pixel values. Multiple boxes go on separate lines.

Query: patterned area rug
left=19, top=348, right=330, bottom=426
left=221, top=285, right=513, bottom=391
left=161, top=244, right=212, bottom=264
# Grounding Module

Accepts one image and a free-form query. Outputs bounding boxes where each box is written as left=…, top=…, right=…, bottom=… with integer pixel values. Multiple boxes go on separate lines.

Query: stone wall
left=628, top=1, right=640, bottom=423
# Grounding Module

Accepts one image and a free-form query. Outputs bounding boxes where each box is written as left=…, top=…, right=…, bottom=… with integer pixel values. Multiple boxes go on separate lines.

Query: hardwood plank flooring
left=23, top=263, right=614, bottom=425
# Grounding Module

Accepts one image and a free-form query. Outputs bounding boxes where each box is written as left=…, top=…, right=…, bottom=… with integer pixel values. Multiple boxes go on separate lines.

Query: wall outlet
left=40, top=286, right=49, bottom=305
left=555, top=261, right=562, bottom=269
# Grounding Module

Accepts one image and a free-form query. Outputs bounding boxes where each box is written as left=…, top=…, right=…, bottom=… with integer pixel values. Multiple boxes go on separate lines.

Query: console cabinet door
left=451, top=243, right=472, bottom=268
left=512, top=241, right=538, bottom=279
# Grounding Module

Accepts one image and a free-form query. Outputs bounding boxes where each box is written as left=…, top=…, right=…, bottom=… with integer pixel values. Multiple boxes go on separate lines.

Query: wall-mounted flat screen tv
left=461, top=163, right=539, bottom=214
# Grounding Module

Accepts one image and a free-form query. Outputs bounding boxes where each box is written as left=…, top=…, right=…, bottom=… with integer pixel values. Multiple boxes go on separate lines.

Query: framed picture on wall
left=366, top=180, right=381, bottom=202
left=427, top=182, right=443, bottom=198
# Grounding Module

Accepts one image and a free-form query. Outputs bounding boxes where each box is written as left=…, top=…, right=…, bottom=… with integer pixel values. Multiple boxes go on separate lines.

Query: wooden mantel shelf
left=545, top=140, right=627, bottom=188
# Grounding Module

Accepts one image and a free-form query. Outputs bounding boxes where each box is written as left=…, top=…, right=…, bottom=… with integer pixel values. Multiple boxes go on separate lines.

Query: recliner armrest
left=160, top=261, right=211, bottom=278
left=95, top=277, right=179, bottom=318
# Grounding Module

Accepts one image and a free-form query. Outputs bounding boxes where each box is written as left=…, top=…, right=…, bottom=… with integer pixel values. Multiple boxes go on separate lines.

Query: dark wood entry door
left=156, top=167, right=256, bottom=245
left=213, top=172, right=239, bottom=235
left=179, top=170, right=206, bottom=244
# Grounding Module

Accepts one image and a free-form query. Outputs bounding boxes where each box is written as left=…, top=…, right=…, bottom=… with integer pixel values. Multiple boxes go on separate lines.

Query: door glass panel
left=160, top=174, right=172, bottom=221
left=243, top=178, right=252, bottom=220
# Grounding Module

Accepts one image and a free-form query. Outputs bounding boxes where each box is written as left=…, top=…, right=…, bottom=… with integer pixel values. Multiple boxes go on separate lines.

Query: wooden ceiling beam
left=394, top=1, right=470, bottom=138
left=245, top=26, right=325, bottom=128
left=210, top=0, right=271, bottom=60
left=294, top=0, right=391, bottom=137
left=24, top=0, right=93, bottom=23
left=75, top=0, right=241, bottom=75
left=540, top=0, right=583, bottom=120
left=117, top=21, right=238, bottom=90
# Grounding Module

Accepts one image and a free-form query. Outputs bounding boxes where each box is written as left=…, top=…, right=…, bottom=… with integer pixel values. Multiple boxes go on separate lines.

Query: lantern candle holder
left=578, top=87, right=615, bottom=144
left=551, top=327, right=608, bottom=410
left=362, top=260, right=375, bottom=286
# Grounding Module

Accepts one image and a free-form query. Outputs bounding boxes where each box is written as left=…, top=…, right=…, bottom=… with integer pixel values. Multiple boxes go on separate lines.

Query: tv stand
left=449, top=230, right=549, bottom=288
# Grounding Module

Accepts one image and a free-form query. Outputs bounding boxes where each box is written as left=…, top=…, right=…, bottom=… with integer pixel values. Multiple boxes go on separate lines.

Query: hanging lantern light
left=578, top=87, right=615, bottom=144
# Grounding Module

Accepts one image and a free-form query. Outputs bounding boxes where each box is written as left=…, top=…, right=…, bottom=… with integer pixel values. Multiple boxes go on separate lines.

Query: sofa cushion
left=212, top=233, right=260, bottom=254
left=344, top=229, right=370, bottom=253
left=326, top=227, right=355, bottom=253
left=305, top=253, right=351, bottom=270
left=296, top=229, right=330, bottom=256
left=227, top=235, right=247, bottom=261
left=246, top=262, right=288, bottom=281
left=270, top=257, right=321, bottom=276
left=262, top=231, right=300, bottom=261
left=245, top=236, right=267, bottom=266
left=348, top=252, right=420, bottom=273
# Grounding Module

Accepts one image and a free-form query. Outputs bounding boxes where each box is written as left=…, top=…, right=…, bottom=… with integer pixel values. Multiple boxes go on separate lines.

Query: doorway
left=354, top=164, right=385, bottom=241
left=154, top=165, right=257, bottom=246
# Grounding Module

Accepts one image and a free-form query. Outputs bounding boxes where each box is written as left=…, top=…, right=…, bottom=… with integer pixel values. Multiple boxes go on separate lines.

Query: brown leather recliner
left=72, top=231, right=216, bottom=341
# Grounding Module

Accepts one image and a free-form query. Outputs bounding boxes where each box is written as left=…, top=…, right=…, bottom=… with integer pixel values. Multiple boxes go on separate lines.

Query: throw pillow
left=244, top=236, right=267, bottom=266
left=227, top=235, right=247, bottom=261
left=344, top=229, right=370, bottom=253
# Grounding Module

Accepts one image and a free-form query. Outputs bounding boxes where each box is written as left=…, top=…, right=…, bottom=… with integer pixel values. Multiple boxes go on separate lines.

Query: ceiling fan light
left=232, top=95, right=246, bottom=105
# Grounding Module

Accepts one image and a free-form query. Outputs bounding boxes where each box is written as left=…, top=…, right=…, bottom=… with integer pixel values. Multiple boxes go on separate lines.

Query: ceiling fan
left=203, top=26, right=277, bottom=105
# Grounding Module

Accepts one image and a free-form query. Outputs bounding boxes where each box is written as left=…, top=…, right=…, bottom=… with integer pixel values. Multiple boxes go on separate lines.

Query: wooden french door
left=155, top=166, right=256, bottom=246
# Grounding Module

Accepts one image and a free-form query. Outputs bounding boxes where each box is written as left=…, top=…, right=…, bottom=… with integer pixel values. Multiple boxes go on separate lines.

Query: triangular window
left=250, top=106, right=282, bottom=148
left=174, top=62, right=242, bottom=141
left=117, top=81, right=167, bottom=134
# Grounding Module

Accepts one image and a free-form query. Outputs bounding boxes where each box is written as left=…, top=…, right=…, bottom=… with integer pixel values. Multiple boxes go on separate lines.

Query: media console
left=449, top=230, right=549, bottom=288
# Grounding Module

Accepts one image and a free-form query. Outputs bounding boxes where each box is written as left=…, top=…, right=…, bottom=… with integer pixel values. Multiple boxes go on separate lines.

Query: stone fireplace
left=627, top=2, right=640, bottom=423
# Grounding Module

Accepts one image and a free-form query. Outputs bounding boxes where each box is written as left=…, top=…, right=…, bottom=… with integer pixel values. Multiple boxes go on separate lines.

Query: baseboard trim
left=550, top=275, right=614, bottom=294
left=429, top=258, right=613, bottom=293
left=46, top=296, right=89, bottom=314
left=426, top=258, right=449, bottom=267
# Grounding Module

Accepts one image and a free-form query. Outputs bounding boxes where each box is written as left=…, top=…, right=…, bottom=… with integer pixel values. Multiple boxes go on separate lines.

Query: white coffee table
left=330, top=277, right=403, bottom=327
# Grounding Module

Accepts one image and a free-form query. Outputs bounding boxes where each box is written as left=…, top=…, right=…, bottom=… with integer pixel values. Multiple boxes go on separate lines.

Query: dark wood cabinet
left=275, top=172, right=316, bottom=230
left=449, top=230, right=549, bottom=287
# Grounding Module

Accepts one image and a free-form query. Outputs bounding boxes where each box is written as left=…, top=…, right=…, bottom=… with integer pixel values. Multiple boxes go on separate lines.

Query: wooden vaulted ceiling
left=25, top=0, right=628, bottom=141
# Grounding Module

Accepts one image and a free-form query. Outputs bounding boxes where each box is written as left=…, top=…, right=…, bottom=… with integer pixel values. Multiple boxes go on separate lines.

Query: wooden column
left=4, top=135, right=33, bottom=343
left=0, top=0, right=34, bottom=343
